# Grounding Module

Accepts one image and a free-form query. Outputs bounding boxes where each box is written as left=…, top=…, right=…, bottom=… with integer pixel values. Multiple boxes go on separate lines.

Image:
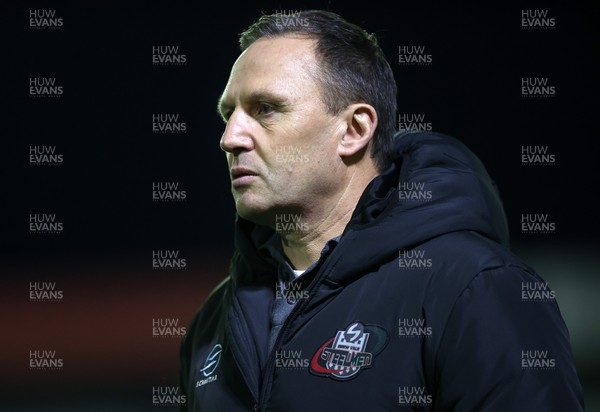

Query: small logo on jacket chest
left=310, top=322, right=388, bottom=380
left=196, top=343, right=222, bottom=387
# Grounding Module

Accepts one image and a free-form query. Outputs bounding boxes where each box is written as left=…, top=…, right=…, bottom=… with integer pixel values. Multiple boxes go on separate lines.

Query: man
left=180, top=10, right=584, bottom=411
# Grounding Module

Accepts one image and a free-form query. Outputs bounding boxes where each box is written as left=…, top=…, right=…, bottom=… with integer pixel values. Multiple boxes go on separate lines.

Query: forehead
left=220, top=36, right=320, bottom=103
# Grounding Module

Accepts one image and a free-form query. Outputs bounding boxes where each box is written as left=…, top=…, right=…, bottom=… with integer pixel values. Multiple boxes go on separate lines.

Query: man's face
left=218, top=37, right=346, bottom=225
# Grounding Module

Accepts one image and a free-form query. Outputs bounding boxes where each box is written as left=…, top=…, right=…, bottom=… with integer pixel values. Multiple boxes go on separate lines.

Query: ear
left=337, top=103, right=378, bottom=159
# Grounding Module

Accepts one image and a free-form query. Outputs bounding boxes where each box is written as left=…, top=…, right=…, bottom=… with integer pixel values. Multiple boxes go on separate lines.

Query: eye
left=257, top=103, right=274, bottom=116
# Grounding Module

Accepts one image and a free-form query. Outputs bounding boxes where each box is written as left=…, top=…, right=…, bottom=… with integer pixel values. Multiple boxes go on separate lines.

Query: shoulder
left=418, top=230, right=536, bottom=302
left=427, top=242, right=583, bottom=409
left=422, top=231, right=568, bottom=360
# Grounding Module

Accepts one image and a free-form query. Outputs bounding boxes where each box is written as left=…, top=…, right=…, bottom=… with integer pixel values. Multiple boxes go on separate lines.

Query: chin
left=234, top=198, right=272, bottom=227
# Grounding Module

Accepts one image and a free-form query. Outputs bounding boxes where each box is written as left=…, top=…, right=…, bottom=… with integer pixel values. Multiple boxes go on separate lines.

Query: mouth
left=230, top=167, right=258, bottom=187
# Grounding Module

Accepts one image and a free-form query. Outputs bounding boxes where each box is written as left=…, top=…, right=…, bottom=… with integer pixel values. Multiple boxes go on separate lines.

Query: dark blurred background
left=1, top=1, right=598, bottom=411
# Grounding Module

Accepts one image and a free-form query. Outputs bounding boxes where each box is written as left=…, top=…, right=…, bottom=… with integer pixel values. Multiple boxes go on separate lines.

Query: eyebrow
left=216, top=94, right=232, bottom=119
left=217, top=89, right=290, bottom=118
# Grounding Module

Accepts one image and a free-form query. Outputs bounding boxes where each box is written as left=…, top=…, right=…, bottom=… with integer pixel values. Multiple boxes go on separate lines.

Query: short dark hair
left=239, top=10, right=398, bottom=173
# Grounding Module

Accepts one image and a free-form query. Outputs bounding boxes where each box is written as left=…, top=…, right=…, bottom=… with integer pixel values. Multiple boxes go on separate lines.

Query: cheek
left=265, top=116, right=340, bottom=178
left=307, top=139, right=338, bottom=169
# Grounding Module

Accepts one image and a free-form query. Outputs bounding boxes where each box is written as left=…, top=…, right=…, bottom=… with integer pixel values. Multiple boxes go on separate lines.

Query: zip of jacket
left=254, top=236, right=347, bottom=411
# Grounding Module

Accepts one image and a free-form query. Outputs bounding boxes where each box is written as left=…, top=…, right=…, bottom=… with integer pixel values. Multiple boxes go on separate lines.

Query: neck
left=279, top=167, right=378, bottom=270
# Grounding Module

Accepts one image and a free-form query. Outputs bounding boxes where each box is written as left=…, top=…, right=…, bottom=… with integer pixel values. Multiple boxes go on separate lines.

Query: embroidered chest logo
left=201, top=344, right=222, bottom=376
left=310, top=322, right=388, bottom=380
left=196, top=343, right=222, bottom=388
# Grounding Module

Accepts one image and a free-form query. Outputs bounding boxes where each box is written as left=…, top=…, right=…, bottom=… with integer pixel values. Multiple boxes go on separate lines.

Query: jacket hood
left=233, top=131, right=509, bottom=284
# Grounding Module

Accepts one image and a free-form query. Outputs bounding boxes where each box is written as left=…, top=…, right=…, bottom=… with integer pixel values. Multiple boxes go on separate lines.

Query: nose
left=219, top=108, right=254, bottom=154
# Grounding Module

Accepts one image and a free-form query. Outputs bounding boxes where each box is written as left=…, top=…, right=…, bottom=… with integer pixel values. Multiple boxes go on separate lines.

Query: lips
left=230, top=167, right=258, bottom=187
left=230, top=167, right=257, bottom=180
